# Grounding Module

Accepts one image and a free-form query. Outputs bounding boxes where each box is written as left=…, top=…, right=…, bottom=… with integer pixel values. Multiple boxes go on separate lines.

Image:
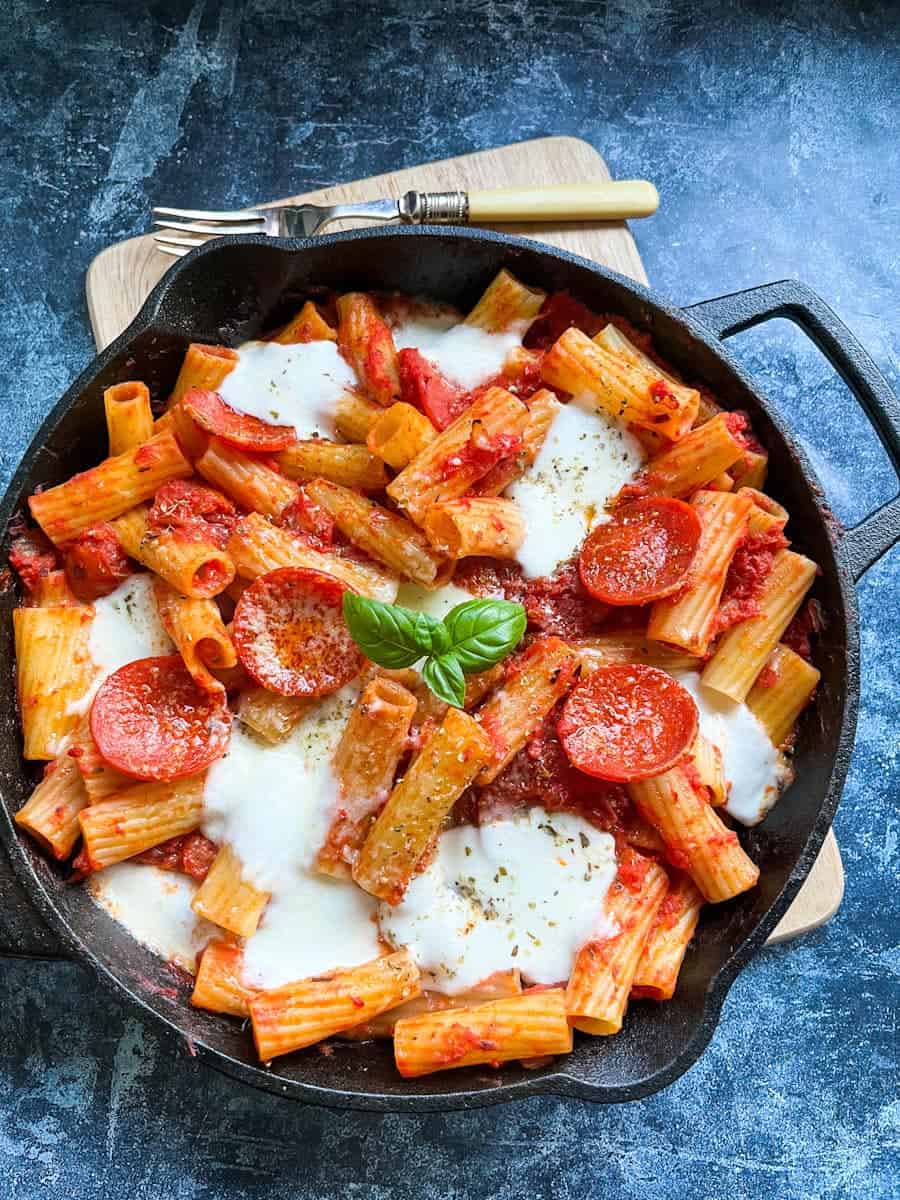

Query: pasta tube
left=276, top=441, right=389, bottom=491
left=746, top=643, right=821, bottom=747
left=305, top=479, right=451, bottom=588
left=112, top=505, right=235, bottom=599
left=14, top=606, right=94, bottom=760
left=476, top=637, right=579, bottom=785
left=29, top=431, right=192, bottom=545
left=541, top=326, right=699, bottom=441
left=631, top=874, right=704, bottom=1002
left=701, top=550, right=818, bottom=702
left=191, top=844, right=269, bottom=938
left=192, top=940, right=256, bottom=1018
left=78, top=775, right=205, bottom=870
left=628, top=765, right=759, bottom=903
left=196, top=438, right=299, bottom=518
left=169, top=343, right=238, bottom=408
left=250, top=950, right=421, bottom=1060
left=566, top=854, right=668, bottom=1035
left=647, top=490, right=753, bottom=655
left=366, top=402, right=437, bottom=470
left=153, top=579, right=237, bottom=693
left=387, top=387, right=529, bottom=525
left=14, top=749, right=88, bottom=859
left=464, top=269, right=546, bottom=332
left=316, top=676, right=418, bottom=878
left=104, top=381, right=153, bottom=456
left=394, top=988, right=572, bottom=1078
left=353, top=708, right=492, bottom=903
left=227, top=512, right=398, bottom=602
left=423, top=497, right=525, bottom=560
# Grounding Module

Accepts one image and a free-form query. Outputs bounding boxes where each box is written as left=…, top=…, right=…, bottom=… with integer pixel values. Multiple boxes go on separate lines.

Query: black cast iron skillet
left=1, top=228, right=898, bottom=1110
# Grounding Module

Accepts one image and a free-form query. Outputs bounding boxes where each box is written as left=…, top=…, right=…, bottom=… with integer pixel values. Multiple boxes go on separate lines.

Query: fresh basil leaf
left=442, top=599, right=527, bottom=673
left=421, top=654, right=466, bottom=708
left=342, top=593, right=443, bottom=668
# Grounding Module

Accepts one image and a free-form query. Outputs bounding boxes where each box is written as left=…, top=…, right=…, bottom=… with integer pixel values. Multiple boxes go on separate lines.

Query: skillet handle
left=685, top=280, right=900, bottom=582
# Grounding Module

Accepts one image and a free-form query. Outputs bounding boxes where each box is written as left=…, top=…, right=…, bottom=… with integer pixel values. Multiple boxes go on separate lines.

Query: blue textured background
left=1, top=2, right=897, bottom=1196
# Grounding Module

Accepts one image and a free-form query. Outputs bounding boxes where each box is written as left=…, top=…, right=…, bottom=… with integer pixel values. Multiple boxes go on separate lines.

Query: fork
left=152, top=181, right=659, bottom=256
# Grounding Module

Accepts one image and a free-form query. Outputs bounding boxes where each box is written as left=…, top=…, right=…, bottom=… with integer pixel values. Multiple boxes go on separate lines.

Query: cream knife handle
left=466, top=181, right=659, bottom=222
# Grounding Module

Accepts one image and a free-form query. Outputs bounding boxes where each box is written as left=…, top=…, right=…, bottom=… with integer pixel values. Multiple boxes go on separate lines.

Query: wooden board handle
left=468, top=180, right=659, bottom=223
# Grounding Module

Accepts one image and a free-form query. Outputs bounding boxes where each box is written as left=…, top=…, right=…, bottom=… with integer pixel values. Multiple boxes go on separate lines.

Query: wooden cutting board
left=84, top=136, right=843, bottom=944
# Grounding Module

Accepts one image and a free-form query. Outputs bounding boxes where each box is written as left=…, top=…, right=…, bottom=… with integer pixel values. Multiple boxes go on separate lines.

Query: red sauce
left=398, top=347, right=467, bottom=429
left=136, top=832, right=218, bottom=881
left=715, top=526, right=789, bottom=635
left=278, top=487, right=336, bottom=550
left=524, top=292, right=606, bottom=350
left=454, top=556, right=608, bottom=638
left=8, top=527, right=57, bottom=594
left=439, top=428, right=523, bottom=482
left=652, top=884, right=684, bottom=930
left=724, top=410, right=766, bottom=455
left=502, top=352, right=547, bottom=401
left=147, top=479, right=237, bottom=548
left=616, top=846, right=652, bottom=894
left=63, top=522, right=133, bottom=602
left=475, top=704, right=633, bottom=834
left=783, top=598, right=825, bottom=661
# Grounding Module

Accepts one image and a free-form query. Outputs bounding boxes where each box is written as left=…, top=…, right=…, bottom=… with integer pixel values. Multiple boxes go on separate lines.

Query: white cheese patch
left=379, top=807, right=618, bottom=994
left=675, top=671, right=790, bottom=826
left=69, top=573, right=173, bottom=715
left=88, top=863, right=215, bottom=974
left=201, top=687, right=381, bottom=989
left=395, top=580, right=475, bottom=622
left=218, top=339, right=357, bottom=439
left=508, top=396, right=646, bottom=579
left=393, top=315, right=523, bottom=391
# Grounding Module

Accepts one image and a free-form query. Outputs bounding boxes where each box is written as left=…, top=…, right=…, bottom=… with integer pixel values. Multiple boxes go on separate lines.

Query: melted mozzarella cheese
left=379, top=807, right=618, bottom=994
left=201, top=688, right=381, bottom=989
left=88, top=864, right=215, bottom=973
left=69, top=573, right=173, bottom=715
left=675, top=671, right=790, bottom=826
left=395, top=580, right=475, bottom=622
left=508, top=396, right=645, bottom=578
left=218, top=339, right=357, bottom=438
left=393, top=315, right=523, bottom=391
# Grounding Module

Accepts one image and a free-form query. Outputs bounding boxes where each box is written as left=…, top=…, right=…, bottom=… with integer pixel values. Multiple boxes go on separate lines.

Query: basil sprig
left=343, top=594, right=526, bottom=707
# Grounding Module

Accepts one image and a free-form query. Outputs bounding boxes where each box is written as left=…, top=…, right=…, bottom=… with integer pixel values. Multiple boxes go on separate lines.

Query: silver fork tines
left=153, top=206, right=266, bottom=223
left=151, top=194, right=445, bottom=256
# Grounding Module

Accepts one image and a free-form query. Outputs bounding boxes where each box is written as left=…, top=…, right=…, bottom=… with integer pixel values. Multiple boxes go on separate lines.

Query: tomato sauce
left=724, top=409, right=766, bottom=455
left=475, top=704, right=634, bottom=834
left=398, top=347, right=468, bottom=429
left=136, top=832, right=218, bottom=881
left=783, top=598, right=825, bottom=661
left=455, top=556, right=609, bottom=639
left=523, top=292, right=606, bottom=350
left=63, top=522, right=133, bottom=602
left=715, top=526, right=789, bottom=635
left=8, top=527, right=58, bottom=595
left=439, top=428, right=523, bottom=482
left=278, top=487, right=336, bottom=550
left=147, top=479, right=237, bottom=548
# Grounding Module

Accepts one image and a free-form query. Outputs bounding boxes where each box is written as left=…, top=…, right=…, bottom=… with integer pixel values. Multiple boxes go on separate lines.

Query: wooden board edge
left=766, top=828, right=845, bottom=944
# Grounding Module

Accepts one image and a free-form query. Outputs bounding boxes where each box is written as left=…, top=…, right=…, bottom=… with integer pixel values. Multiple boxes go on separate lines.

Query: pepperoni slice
left=90, top=655, right=232, bottom=781
left=183, top=388, right=296, bottom=452
left=558, top=664, right=698, bottom=783
left=579, top=498, right=701, bottom=606
left=233, top=567, right=362, bottom=697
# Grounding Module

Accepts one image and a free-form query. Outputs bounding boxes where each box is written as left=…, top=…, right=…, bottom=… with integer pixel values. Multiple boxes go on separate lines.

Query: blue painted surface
left=1, top=2, right=897, bottom=1196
